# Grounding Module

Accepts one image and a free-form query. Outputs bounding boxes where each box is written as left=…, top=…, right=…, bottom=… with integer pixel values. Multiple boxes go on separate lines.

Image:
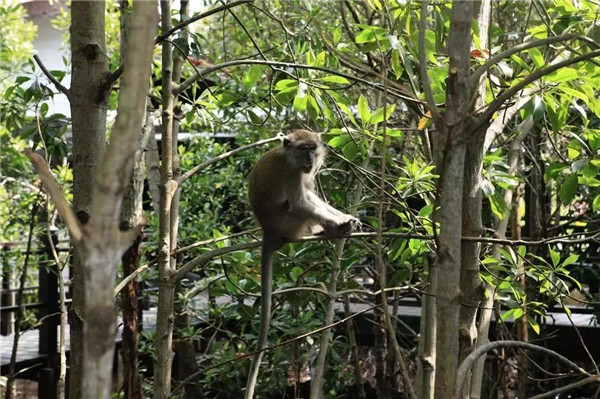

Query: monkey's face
left=284, top=137, right=319, bottom=173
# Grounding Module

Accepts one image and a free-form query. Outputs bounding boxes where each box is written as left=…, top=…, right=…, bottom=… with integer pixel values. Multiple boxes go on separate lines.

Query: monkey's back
left=248, top=146, right=306, bottom=238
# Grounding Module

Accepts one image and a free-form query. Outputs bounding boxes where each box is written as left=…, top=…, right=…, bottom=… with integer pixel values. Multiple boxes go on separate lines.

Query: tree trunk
left=457, top=6, right=490, bottom=396
left=69, top=2, right=109, bottom=397
left=432, top=1, right=473, bottom=396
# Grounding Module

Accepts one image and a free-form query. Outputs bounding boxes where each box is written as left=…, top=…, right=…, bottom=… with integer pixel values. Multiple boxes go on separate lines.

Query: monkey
left=244, top=129, right=360, bottom=398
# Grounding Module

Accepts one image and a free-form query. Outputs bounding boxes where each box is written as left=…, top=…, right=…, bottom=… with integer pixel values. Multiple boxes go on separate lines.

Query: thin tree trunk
left=69, top=2, right=109, bottom=396
left=432, top=1, right=473, bottom=396
left=457, top=4, right=490, bottom=396
left=416, top=255, right=436, bottom=399
left=470, top=116, right=533, bottom=398
left=6, top=205, right=37, bottom=399
left=154, top=2, right=177, bottom=397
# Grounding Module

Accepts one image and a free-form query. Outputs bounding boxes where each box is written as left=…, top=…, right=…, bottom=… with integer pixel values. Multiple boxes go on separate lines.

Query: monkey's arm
left=305, top=190, right=349, bottom=219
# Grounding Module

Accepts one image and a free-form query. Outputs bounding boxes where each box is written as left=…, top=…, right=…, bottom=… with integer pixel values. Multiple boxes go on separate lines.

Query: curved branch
left=24, top=149, right=83, bottom=241
left=475, top=49, right=600, bottom=131
left=455, top=340, right=590, bottom=397
left=177, top=135, right=283, bottom=186
left=33, top=55, right=69, bottom=97
left=173, top=59, right=423, bottom=104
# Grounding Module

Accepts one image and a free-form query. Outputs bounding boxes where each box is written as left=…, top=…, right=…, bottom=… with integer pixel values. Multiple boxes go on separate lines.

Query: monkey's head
left=283, top=130, right=324, bottom=173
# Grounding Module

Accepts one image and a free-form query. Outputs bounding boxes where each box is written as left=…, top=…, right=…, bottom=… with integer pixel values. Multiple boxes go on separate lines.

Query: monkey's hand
left=325, top=214, right=361, bottom=237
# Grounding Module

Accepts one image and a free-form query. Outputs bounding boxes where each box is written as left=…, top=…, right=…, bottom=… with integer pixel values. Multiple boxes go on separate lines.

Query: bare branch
left=24, top=149, right=83, bottom=241
left=527, top=375, right=600, bottom=399
left=33, top=55, right=69, bottom=97
left=114, top=262, right=149, bottom=297
left=177, top=135, right=283, bottom=186
left=455, top=340, right=590, bottom=396
left=419, top=0, right=442, bottom=122
left=475, top=49, right=600, bottom=131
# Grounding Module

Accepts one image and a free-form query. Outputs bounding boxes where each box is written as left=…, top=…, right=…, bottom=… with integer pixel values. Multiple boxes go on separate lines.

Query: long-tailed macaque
left=245, top=129, right=360, bottom=398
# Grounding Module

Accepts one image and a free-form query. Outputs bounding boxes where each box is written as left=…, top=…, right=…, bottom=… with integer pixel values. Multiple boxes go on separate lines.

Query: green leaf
left=545, top=68, right=579, bottom=83
left=337, top=102, right=358, bottom=127
left=561, top=254, right=578, bottom=267
left=357, top=94, right=371, bottom=124
left=243, top=64, right=263, bottom=89
left=328, top=135, right=351, bottom=149
left=593, top=194, right=600, bottom=211
left=275, top=79, right=298, bottom=91
left=356, top=29, right=375, bottom=44
left=290, top=266, right=303, bottom=281
left=333, top=26, right=342, bottom=44
left=527, top=316, right=540, bottom=335
left=528, top=48, right=545, bottom=69
left=500, top=308, right=516, bottom=321
left=342, top=141, right=359, bottom=160
left=293, top=93, right=307, bottom=112
left=549, top=248, right=560, bottom=267
left=558, top=173, right=578, bottom=205
left=40, top=103, right=48, bottom=116
left=371, top=103, right=396, bottom=124
left=544, top=162, right=568, bottom=181
left=560, top=86, right=589, bottom=103
left=319, top=75, right=350, bottom=84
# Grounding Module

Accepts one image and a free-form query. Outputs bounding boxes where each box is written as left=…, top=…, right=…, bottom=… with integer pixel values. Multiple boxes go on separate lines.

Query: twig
left=527, top=376, right=600, bottom=399
left=105, top=0, right=253, bottom=86
left=24, top=149, right=83, bottom=241
left=33, top=55, right=69, bottom=96
left=155, top=0, right=253, bottom=43
left=170, top=301, right=381, bottom=398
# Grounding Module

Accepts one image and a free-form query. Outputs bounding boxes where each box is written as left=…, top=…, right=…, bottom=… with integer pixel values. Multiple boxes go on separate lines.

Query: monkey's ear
left=283, top=137, right=292, bottom=150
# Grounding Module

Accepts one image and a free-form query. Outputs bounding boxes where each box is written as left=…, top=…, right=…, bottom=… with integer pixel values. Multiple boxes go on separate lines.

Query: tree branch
left=173, top=59, right=423, bottom=104
left=177, top=134, right=283, bottom=186
left=105, top=0, right=253, bottom=87
left=419, top=0, right=442, bottom=123
left=33, top=55, right=69, bottom=97
left=455, top=340, right=590, bottom=397
left=527, top=375, right=600, bottom=399
left=155, top=0, right=253, bottom=43
left=172, top=230, right=600, bottom=283
left=469, top=33, right=579, bottom=88
left=24, top=149, right=83, bottom=241
left=475, top=49, right=600, bottom=131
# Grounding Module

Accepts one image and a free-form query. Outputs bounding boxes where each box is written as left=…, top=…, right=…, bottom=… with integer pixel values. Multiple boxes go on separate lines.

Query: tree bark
left=432, top=1, right=473, bottom=396
left=154, top=2, right=177, bottom=398
left=77, top=2, right=157, bottom=398
left=69, top=2, right=109, bottom=397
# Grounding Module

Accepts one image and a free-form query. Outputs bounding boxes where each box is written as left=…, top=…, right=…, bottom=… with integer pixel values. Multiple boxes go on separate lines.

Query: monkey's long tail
left=244, top=238, right=280, bottom=399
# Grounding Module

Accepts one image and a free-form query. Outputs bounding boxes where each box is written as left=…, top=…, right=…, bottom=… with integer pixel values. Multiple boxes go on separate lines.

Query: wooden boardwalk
left=0, top=299, right=596, bottom=369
